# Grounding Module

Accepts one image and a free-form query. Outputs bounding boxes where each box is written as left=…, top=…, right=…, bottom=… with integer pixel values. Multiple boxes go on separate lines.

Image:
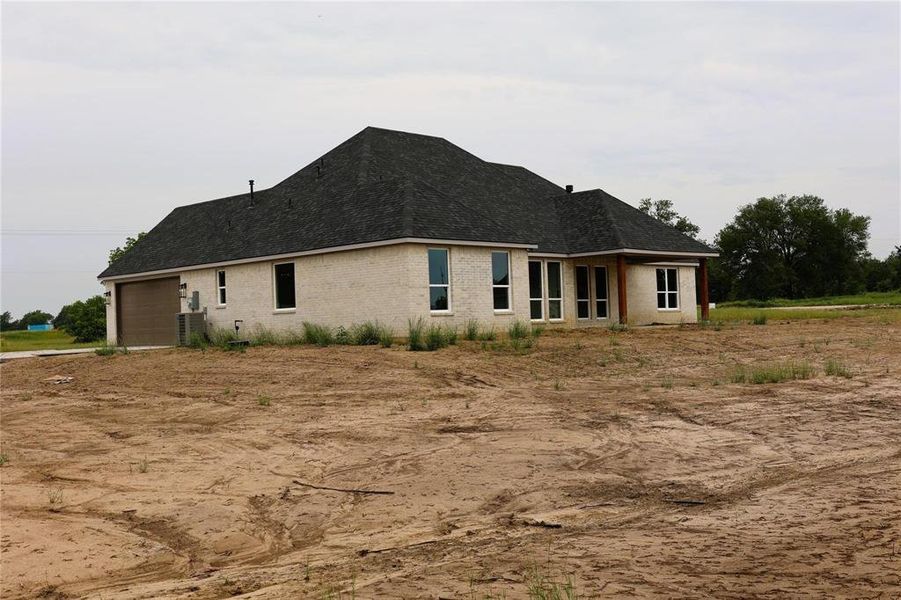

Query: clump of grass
left=250, top=325, right=282, bottom=346
left=608, top=322, right=628, bottom=333
left=824, top=358, right=852, bottom=378
left=303, top=322, right=334, bottom=347
left=95, top=344, right=117, bottom=356
left=137, top=456, right=149, bottom=473
left=444, top=327, right=458, bottom=346
left=408, top=317, right=455, bottom=351
left=48, top=487, right=64, bottom=512
left=408, top=317, right=426, bottom=351
left=379, top=328, right=394, bottom=348
left=334, top=326, right=352, bottom=345
left=751, top=314, right=768, bottom=325
left=661, top=375, right=674, bottom=389
left=508, top=320, right=531, bottom=340
left=187, top=331, right=209, bottom=349
left=553, top=379, right=564, bottom=391
left=510, top=336, right=534, bottom=353
left=730, top=361, right=815, bottom=384
left=208, top=327, right=241, bottom=349
left=477, top=327, right=497, bottom=341
left=0, top=453, right=8, bottom=466
left=258, top=395, right=272, bottom=407
left=425, top=324, right=451, bottom=351
left=352, top=321, right=388, bottom=346
left=464, top=319, right=480, bottom=341
left=525, top=567, right=578, bottom=600
left=531, top=324, right=545, bottom=338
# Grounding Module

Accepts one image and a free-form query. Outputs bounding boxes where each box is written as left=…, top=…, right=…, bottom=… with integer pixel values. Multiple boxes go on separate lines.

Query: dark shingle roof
left=99, top=127, right=715, bottom=278
left=554, top=189, right=715, bottom=255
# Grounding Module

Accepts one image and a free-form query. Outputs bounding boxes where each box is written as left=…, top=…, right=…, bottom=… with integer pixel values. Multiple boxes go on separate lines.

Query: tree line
left=640, top=194, right=899, bottom=302
left=1, top=296, right=106, bottom=342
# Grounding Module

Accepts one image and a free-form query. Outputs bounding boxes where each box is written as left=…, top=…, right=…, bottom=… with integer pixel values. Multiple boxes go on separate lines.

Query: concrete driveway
left=0, top=346, right=171, bottom=362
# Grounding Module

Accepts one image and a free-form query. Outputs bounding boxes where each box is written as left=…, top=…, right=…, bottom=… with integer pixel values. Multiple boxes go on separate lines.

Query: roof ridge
left=358, top=127, right=372, bottom=185
left=594, top=189, right=627, bottom=249
left=363, top=125, right=449, bottom=141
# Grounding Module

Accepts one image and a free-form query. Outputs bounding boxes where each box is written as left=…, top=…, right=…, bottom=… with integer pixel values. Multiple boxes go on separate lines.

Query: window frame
left=428, top=247, right=452, bottom=313
left=272, top=261, right=297, bottom=311
left=528, top=259, right=544, bottom=321
left=594, top=265, right=609, bottom=320
left=575, top=265, right=590, bottom=320
left=656, top=267, right=680, bottom=311
left=491, top=251, right=512, bottom=313
left=216, top=269, right=227, bottom=306
left=546, top=260, right=564, bottom=321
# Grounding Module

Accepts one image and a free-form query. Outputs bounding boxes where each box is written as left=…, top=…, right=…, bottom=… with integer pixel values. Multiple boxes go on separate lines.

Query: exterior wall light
left=104, top=290, right=112, bottom=305
left=179, top=283, right=188, bottom=299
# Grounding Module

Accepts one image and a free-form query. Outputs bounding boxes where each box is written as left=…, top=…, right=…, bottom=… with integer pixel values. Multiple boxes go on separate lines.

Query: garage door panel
left=117, top=277, right=180, bottom=346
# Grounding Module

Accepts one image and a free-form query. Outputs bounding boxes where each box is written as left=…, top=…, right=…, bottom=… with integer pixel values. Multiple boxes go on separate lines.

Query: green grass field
left=0, top=330, right=103, bottom=352
left=716, top=291, right=901, bottom=308
left=707, top=305, right=901, bottom=324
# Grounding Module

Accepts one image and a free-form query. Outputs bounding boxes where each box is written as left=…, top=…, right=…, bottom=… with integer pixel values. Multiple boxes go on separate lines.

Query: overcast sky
left=2, top=1, right=899, bottom=318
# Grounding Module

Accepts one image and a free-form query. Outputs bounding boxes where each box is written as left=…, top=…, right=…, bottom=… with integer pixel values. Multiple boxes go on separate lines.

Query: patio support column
left=617, top=254, right=628, bottom=324
left=699, top=257, right=710, bottom=321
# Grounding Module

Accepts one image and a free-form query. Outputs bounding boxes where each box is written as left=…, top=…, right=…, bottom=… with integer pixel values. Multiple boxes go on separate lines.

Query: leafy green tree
left=16, top=310, right=54, bottom=330
left=638, top=198, right=701, bottom=240
left=715, top=195, right=870, bottom=300
left=861, top=246, right=901, bottom=292
left=53, top=303, right=75, bottom=332
left=0, top=311, right=13, bottom=331
left=61, top=296, right=107, bottom=342
left=108, top=232, right=147, bottom=265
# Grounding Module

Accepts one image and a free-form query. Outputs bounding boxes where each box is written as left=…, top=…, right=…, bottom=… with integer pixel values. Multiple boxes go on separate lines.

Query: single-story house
left=98, top=127, right=717, bottom=346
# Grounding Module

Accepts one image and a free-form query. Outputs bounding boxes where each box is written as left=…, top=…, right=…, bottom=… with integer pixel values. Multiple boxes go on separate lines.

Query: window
left=594, top=266, right=608, bottom=319
left=428, top=248, right=450, bottom=311
left=575, top=265, right=590, bottom=319
left=491, top=251, right=511, bottom=311
left=528, top=260, right=543, bottom=320
left=217, top=270, right=227, bottom=305
left=547, top=261, right=563, bottom=320
left=656, top=267, right=679, bottom=310
left=274, top=262, right=296, bottom=309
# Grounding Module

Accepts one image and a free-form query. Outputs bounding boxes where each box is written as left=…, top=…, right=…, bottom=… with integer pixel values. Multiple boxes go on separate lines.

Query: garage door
left=116, top=277, right=181, bottom=346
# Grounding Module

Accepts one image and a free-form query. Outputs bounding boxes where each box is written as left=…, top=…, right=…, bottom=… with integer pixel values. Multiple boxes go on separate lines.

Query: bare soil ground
left=1, top=316, right=899, bottom=599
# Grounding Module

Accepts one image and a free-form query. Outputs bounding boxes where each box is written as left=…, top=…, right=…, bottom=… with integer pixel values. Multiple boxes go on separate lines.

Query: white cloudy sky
left=2, top=1, right=899, bottom=318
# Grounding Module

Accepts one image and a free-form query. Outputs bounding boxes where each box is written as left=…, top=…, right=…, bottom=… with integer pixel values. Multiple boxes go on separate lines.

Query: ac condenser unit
left=175, top=312, right=206, bottom=346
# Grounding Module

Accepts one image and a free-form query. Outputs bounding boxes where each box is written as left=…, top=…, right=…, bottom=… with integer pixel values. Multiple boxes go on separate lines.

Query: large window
left=217, top=270, right=227, bottom=306
left=492, top=251, right=511, bottom=311
left=428, top=248, right=450, bottom=311
left=528, top=260, right=543, bottom=320
left=274, top=262, right=296, bottom=310
left=575, top=265, right=590, bottom=319
left=594, top=266, right=608, bottom=319
left=547, top=261, right=563, bottom=320
left=656, top=267, right=679, bottom=310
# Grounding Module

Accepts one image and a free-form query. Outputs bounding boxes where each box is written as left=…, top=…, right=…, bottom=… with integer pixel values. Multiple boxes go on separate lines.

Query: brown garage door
left=116, top=277, right=181, bottom=346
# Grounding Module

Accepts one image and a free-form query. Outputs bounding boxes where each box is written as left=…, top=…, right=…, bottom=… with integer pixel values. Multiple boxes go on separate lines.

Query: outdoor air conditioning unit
left=175, top=312, right=206, bottom=346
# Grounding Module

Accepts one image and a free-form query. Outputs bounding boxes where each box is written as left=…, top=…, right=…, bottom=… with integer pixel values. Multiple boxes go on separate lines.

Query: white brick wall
left=408, top=245, right=530, bottom=329
left=626, top=264, right=698, bottom=325
left=104, top=243, right=700, bottom=343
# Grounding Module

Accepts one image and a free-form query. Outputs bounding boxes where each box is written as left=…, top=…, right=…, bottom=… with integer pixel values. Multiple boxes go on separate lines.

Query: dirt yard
left=1, top=316, right=899, bottom=599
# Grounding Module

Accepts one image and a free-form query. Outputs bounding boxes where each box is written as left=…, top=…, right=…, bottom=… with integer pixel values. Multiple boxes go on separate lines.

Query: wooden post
left=699, top=257, right=710, bottom=321
left=617, top=254, right=628, bottom=324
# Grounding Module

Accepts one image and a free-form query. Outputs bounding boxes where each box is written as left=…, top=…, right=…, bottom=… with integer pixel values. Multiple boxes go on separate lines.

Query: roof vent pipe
left=249, top=180, right=255, bottom=207
left=565, top=184, right=573, bottom=194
